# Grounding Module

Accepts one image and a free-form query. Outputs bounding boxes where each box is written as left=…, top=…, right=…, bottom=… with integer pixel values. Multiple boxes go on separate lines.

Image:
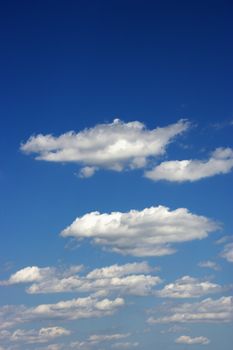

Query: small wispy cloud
left=198, top=260, right=221, bottom=271
left=175, top=335, right=210, bottom=345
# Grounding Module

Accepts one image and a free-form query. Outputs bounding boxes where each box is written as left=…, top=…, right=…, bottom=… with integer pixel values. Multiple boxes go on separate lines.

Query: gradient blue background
left=0, top=1, right=232, bottom=349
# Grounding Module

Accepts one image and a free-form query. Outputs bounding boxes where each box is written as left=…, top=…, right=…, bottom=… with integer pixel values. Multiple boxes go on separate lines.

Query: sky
left=0, top=0, right=233, bottom=349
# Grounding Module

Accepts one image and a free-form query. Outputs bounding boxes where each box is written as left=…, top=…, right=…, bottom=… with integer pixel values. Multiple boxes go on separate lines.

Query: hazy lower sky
left=0, top=1, right=233, bottom=349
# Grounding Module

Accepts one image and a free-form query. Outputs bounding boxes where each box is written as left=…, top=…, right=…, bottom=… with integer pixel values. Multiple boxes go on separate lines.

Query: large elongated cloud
left=148, top=296, right=233, bottom=324
left=0, top=262, right=161, bottom=296
left=20, top=119, right=189, bottom=177
left=0, top=296, right=124, bottom=330
left=145, top=147, right=233, bottom=182
left=61, top=206, right=218, bottom=257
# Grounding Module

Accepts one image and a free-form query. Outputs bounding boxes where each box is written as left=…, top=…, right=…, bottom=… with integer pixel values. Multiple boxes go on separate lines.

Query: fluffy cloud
left=175, top=335, right=210, bottom=345
left=157, top=276, right=222, bottom=298
left=221, top=243, right=233, bottom=262
left=61, top=205, right=218, bottom=257
left=1, top=262, right=161, bottom=296
left=198, top=260, right=221, bottom=271
left=0, top=265, right=83, bottom=287
left=148, top=296, right=233, bottom=324
left=0, top=327, right=70, bottom=344
left=145, top=147, right=233, bottom=182
left=0, top=296, right=124, bottom=329
left=20, top=119, right=189, bottom=176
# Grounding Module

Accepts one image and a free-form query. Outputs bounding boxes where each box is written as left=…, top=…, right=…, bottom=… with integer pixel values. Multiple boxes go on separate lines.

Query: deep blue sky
left=0, top=1, right=233, bottom=349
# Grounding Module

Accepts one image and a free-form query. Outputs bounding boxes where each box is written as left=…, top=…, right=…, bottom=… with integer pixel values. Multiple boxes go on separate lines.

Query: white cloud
left=148, top=296, right=233, bottom=324
left=221, top=243, right=233, bottom=262
left=175, top=335, right=210, bottom=345
left=157, top=276, right=222, bottom=298
left=1, top=262, right=161, bottom=296
left=0, top=266, right=52, bottom=285
left=78, top=166, right=97, bottom=178
left=70, top=333, right=131, bottom=349
left=61, top=205, right=218, bottom=257
left=198, top=260, right=221, bottom=271
left=20, top=119, right=189, bottom=176
left=111, top=342, right=139, bottom=348
left=0, top=296, right=124, bottom=329
left=145, top=147, right=233, bottom=182
left=0, top=327, right=70, bottom=344
left=0, top=265, right=83, bottom=287
left=88, top=333, right=130, bottom=343
left=86, top=262, right=152, bottom=278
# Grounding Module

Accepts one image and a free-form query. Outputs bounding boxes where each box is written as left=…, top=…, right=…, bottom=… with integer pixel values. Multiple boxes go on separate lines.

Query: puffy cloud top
left=1, top=262, right=161, bottom=297
left=157, top=276, right=222, bottom=298
left=61, top=205, right=218, bottom=257
left=21, top=119, right=189, bottom=177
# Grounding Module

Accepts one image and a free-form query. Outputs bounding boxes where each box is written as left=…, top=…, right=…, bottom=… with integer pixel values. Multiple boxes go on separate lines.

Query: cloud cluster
left=157, top=276, right=222, bottom=298
left=20, top=119, right=189, bottom=177
left=0, top=296, right=124, bottom=330
left=61, top=205, right=218, bottom=257
left=0, top=327, right=70, bottom=344
left=148, top=296, right=233, bottom=324
left=175, top=335, right=210, bottom=345
left=145, top=147, right=233, bottom=182
left=1, top=262, right=161, bottom=296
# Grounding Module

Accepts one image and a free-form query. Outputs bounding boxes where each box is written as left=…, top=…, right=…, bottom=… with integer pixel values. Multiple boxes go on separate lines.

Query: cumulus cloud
left=198, top=260, right=221, bottom=271
left=148, top=296, right=233, bottom=324
left=0, top=265, right=83, bottom=287
left=156, top=276, right=222, bottom=298
left=61, top=205, right=218, bottom=257
left=221, top=243, right=233, bottom=262
left=175, top=335, right=210, bottom=345
left=145, top=147, right=233, bottom=182
left=20, top=119, right=189, bottom=176
left=1, top=262, right=161, bottom=297
left=0, top=296, right=124, bottom=329
left=0, top=327, right=70, bottom=344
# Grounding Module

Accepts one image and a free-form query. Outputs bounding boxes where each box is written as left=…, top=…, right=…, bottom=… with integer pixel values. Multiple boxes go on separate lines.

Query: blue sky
left=0, top=1, right=233, bottom=349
